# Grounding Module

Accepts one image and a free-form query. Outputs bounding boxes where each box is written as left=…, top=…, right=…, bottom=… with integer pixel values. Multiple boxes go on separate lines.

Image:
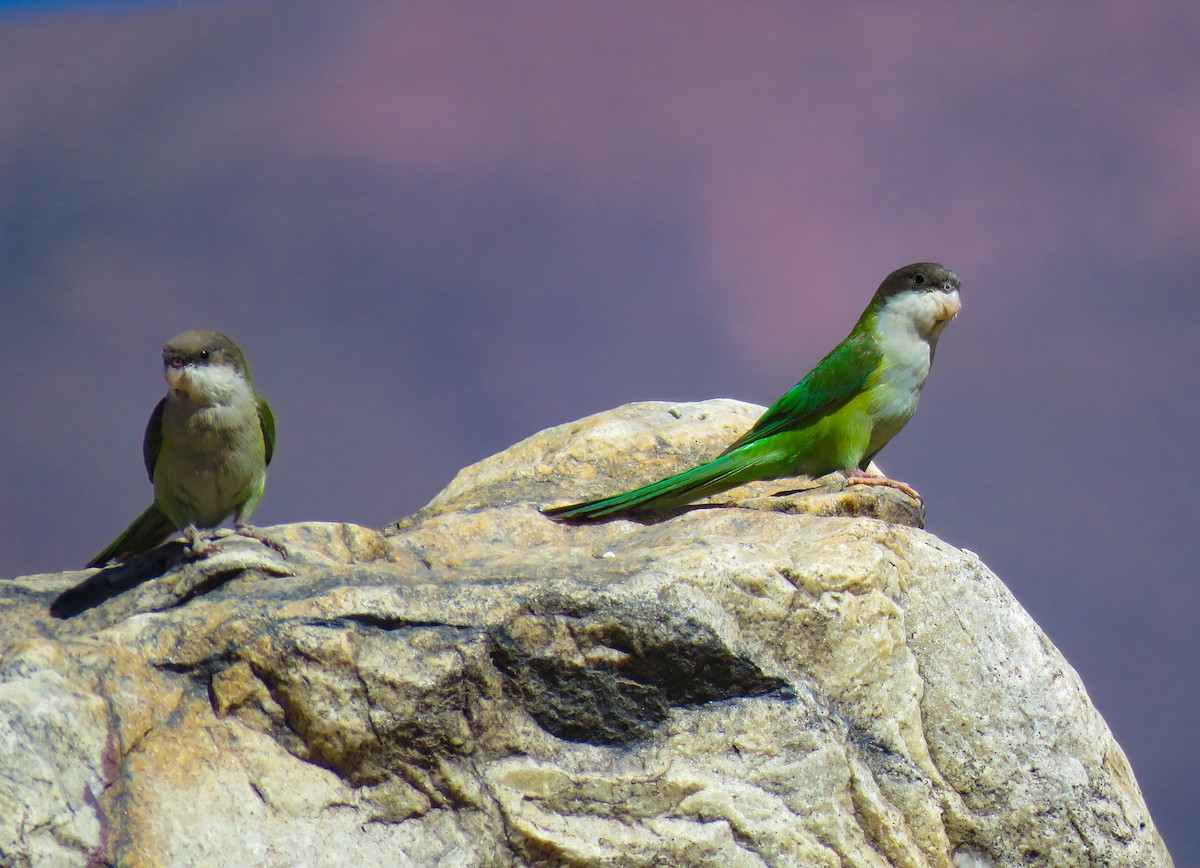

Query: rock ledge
left=0, top=400, right=1171, bottom=866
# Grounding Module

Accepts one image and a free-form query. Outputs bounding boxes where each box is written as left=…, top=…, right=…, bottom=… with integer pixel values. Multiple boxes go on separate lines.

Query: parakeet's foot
left=234, top=523, right=289, bottom=558
left=183, top=525, right=217, bottom=559
left=843, top=471, right=922, bottom=502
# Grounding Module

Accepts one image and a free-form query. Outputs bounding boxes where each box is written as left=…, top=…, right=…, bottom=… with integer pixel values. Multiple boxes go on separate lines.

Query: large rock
left=0, top=400, right=1170, bottom=866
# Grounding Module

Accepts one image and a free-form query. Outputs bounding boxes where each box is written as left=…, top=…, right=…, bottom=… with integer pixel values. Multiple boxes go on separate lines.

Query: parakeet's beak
left=932, top=273, right=961, bottom=323
left=165, top=365, right=193, bottom=398
left=935, top=290, right=961, bottom=322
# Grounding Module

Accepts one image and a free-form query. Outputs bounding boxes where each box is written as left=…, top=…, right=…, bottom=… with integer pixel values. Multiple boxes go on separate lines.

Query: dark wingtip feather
left=85, top=504, right=176, bottom=567
left=540, top=500, right=619, bottom=522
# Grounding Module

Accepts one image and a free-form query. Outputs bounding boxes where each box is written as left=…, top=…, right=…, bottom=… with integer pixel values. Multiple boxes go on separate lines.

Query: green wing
left=141, top=398, right=166, bottom=482
left=257, top=396, right=275, bottom=465
left=720, top=331, right=881, bottom=456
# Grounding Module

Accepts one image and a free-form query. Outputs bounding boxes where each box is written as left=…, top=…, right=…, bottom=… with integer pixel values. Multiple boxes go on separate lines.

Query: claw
left=234, top=522, right=289, bottom=558
left=843, top=470, right=922, bottom=502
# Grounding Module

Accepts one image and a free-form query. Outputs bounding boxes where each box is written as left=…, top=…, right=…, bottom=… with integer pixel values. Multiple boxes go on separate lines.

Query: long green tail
left=87, top=503, right=178, bottom=567
left=543, top=448, right=777, bottom=521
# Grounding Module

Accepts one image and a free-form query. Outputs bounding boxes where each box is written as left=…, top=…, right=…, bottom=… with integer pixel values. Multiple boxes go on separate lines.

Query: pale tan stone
left=0, top=400, right=1171, bottom=866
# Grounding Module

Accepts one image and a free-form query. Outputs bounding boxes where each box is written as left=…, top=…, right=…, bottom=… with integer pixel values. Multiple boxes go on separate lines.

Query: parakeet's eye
left=199, top=349, right=211, bottom=361
left=912, top=273, right=926, bottom=286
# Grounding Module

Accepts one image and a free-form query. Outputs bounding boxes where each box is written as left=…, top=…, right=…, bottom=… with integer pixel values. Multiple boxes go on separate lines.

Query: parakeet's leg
left=843, top=469, right=922, bottom=501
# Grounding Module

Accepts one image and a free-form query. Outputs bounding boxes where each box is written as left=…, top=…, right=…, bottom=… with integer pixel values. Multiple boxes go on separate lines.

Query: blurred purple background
left=1, top=1, right=1197, bottom=859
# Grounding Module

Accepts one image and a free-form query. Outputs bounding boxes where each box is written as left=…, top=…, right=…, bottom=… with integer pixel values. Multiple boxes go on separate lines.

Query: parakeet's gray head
left=162, top=330, right=253, bottom=405
left=871, top=262, right=961, bottom=338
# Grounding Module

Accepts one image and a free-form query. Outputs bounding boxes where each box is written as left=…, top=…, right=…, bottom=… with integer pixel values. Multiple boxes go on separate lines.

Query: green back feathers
left=719, top=323, right=881, bottom=456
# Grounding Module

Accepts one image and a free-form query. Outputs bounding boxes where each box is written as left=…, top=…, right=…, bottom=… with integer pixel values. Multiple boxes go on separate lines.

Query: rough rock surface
left=0, top=399, right=1171, bottom=866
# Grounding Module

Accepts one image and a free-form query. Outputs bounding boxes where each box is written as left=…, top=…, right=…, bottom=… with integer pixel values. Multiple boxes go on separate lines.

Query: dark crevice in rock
left=489, top=601, right=789, bottom=746
left=297, top=614, right=476, bottom=632
left=152, top=651, right=238, bottom=679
